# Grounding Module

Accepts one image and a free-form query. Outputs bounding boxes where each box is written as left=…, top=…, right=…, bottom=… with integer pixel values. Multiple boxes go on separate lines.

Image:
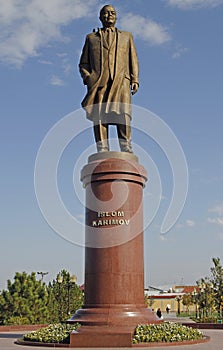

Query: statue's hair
left=99, top=4, right=116, bottom=18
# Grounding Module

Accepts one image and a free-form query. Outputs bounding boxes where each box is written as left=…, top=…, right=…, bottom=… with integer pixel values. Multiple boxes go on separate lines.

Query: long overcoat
left=79, top=28, right=139, bottom=121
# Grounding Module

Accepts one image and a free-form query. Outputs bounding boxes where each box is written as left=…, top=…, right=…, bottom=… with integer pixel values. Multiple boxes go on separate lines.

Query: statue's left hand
left=131, top=83, right=139, bottom=95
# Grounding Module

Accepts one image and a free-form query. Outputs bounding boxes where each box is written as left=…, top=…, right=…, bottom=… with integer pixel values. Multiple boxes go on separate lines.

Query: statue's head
left=99, top=5, right=117, bottom=28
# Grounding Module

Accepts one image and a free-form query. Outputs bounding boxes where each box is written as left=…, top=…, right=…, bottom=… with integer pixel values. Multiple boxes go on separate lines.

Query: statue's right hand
left=84, top=75, right=90, bottom=85
left=84, top=72, right=97, bottom=88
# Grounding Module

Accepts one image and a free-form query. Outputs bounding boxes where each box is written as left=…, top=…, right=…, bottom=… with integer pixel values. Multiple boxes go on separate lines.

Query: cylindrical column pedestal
left=69, top=153, right=160, bottom=347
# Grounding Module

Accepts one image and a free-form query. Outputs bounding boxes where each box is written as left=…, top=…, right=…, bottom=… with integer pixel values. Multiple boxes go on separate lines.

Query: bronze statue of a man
left=79, top=4, right=139, bottom=153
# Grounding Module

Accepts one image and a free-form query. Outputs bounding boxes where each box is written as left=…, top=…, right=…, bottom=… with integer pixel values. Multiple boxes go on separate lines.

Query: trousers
left=93, top=113, right=133, bottom=153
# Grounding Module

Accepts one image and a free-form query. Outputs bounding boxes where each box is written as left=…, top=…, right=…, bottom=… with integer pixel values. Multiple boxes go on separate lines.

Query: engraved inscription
left=92, top=211, right=129, bottom=227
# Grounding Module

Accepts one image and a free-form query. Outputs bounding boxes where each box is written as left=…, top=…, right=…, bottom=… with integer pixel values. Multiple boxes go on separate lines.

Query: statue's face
left=100, top=5, right=117, bottom=27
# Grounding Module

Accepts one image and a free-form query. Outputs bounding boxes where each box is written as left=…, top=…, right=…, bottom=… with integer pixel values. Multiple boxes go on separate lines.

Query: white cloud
left=167, top=0, right=223, bottom=9
left=57, top=53, right=72, bottom=75
left=0, top=2, right=172, bottom=67
left=176, top=219, right=195, bottom=228
left=50, top=75, right=65, bottom=86
left=186, top=219, right=195, bottom=227
left=0, top=0, right=97, bottom=67
left=119, top=13, right=171, bottom=46
left=208, top=204, right=223, bottom=226
left=208, top=218, right=223, bottom=226
left=208, top=205, right=223, bottom=216
left=172, top=46, right=189, bottom=59
left=160, top=234, right=168, bottom=241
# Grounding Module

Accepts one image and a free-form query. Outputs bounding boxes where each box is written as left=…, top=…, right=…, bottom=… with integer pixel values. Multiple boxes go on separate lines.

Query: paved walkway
left=0, top=329, right=222, bottom=350
left=163, top=313, right=196, bottom=323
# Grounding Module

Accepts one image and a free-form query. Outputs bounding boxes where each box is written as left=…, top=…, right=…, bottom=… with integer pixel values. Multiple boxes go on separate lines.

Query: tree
left=210, top=257, right=223, bottom=318
left=0, top=270, right=84, bottom=325
left=47, top=270, right=84, bottom=323
left=196, top=277, right=215, bottom=318
left=144, top=294, right=154, bottom=309
left=0, top=272, right=49, bottom=325
left=182, top=293, right=193, bottom=314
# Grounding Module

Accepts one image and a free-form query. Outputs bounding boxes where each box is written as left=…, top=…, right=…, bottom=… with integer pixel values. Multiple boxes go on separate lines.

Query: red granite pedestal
left=69, top=152, right=160, bottom=347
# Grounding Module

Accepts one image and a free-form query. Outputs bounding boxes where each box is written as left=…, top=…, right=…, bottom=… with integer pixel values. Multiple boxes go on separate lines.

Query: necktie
left=106, top=28, right=112, bottom=47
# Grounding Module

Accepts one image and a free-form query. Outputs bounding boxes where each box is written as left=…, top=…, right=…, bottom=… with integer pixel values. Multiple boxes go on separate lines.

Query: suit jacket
left=79, top=28, right=139, bottom=120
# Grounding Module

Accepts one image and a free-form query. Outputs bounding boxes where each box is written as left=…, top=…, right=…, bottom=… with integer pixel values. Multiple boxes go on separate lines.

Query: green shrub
left=133, top=322, right=203, bottom=344
left=6, top=316, right=30, bottom=325
left=192, top=316, right=219, bottom=323
left=200, top=317, right=217, bottom=323
left=23, top=323, right=80, bottom=344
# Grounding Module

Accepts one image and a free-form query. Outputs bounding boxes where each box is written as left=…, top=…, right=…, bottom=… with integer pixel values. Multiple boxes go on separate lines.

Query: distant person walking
left=166, top=304, right=171, bottom=314
left=156, top=308, right=162, bottom=318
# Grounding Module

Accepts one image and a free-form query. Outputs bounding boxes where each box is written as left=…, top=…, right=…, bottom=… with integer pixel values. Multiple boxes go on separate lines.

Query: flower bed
left=22, top=323, right=80, bottom=344
left=133, top=322, right=203, bottom=344
left=17, top=322, right=209, bottom=347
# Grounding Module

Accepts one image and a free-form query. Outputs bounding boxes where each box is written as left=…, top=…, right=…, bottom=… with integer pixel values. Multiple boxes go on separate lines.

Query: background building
left=145, top=285, right=198, bottom=314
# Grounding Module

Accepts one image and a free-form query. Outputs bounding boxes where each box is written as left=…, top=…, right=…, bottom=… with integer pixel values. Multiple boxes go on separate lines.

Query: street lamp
left=37, top=271, right=49, bottom=281
left=192, top=288, right=198, bottom=318
left=67, top=275, right=77, bottom=315
left=57, top=274, right=77, bottom=315
left=198, top=281, right=206, bottom=318
left=57, top=274, right=63, bottom=284
left=175, top=296, right=181, bottom=315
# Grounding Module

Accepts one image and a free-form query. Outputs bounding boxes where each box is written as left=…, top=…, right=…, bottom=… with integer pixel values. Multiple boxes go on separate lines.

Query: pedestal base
left=69, top=305, right=160, bottom=347
left=70, top=326, right=133, bottom=348
left=69, top=304, right=159, bottom=326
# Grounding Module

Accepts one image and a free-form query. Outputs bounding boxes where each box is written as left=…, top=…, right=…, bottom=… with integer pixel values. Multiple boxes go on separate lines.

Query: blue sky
left=1, top=0, right=223, bottom=290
